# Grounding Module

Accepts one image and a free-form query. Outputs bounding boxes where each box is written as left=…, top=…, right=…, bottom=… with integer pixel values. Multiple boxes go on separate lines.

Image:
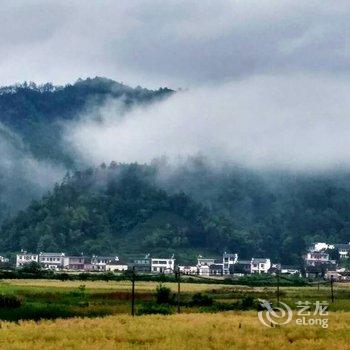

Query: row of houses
left=179, top=254, right=273, bottom=276
left=16, top=252, right=126, bottom=271
left=15, top=244, right=350, bottom=278
left=15, top=251, right=275, bottom=276
left=15, top=251, right=175, bottom=273
left=303, top=242, right=350, bottom=278
left=309, top=242, right=350, bottom=259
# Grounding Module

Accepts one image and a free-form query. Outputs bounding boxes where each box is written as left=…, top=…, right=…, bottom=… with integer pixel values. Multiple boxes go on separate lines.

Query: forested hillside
left=0, top=163, right=246, bottom=263
left=2, top=160, right=350, bottom=264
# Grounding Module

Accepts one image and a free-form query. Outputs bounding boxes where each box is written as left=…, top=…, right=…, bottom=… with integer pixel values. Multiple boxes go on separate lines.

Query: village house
left=234, top=260, right=252, bottom=275
left=63, top=256, right=85, bottom=270
left=178, top=265, right=198, bottom=275
left=197, top=257, right=215, bottom=266
left=334, top=244, right=350, bottom=259
left=130, top=255, right=152, bottom=273
left=39, top=252, right=65, bottom=270
left=197, top=256, right=217, bottom=276
left=16, top=251, right=38, bottom=268
left=251, top=258, right=271, bottom=274
left=210, top=263, right=223, bottom=276
left=151, top=257, right=175, bottom=274
left=91, top=256, right=119, bottom=271
left=325, top=270, right=342, bottom=281
left=105, top=261, right=128, bottom=272
left=280, top=266, right=301, bottom=276
left=198, top=264, right=210, bottom=276
left=222, top=252, right=238, bottom=275
left=304, top=252, right=332, bottom=266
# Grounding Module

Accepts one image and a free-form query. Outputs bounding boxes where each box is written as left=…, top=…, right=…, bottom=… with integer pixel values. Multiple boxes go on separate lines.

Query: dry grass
left=0, top=311, right=348, bottom=349
left=2, top=279, right=229, bottom=293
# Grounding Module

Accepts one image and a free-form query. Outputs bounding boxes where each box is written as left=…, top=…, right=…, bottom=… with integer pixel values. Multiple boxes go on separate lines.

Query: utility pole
left=330, top=275, right=334, bottom=303
left=175, top=266, right=181, bottom=313
left=131, top=266, right=136, bottom=316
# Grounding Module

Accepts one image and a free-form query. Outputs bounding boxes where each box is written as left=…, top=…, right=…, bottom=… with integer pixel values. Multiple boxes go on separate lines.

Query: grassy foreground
left=0, top=312, right=349, bottom=350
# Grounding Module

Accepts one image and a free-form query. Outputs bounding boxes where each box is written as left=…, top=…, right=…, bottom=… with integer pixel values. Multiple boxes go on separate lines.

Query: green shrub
left=137, top=302, right=172, bottom=315
left=156, top=284, right=173, bottom=304
left=190, top=293, right=213, bottom=306
left=0, top=294, right=22, bottom=308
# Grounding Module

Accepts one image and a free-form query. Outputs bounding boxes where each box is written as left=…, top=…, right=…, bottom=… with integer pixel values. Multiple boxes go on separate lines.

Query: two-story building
left=105, top=261, right=128, bottom=272
left=151, top=257, right=175, bottom=274
left=304, top=252, right=331, bottom=266
left=91, top=256, right=119, bottom=271
left=334, top=244, right=350, bottom=259
left=63, top=256, right=85, bottom=270
left=39, top=252, right=65, bottom=270
left=16, top=251, right=38, bottom=268
left=222, top=252, right=238, bottom=275
left=251, top=258, right=271, bottom=274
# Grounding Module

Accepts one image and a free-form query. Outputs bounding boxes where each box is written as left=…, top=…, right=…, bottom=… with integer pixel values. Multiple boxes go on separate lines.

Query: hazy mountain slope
left=0, top=77, right=173, bottom=165
left=0, top=163, right=245, bottom=263
left=2, top=160, right=350, bottom=264
left=0, top=78, right=173, bottom=222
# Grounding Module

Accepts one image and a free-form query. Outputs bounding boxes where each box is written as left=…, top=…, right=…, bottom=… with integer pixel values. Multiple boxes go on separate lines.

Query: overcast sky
left=1, top=0, right=350, bottom=89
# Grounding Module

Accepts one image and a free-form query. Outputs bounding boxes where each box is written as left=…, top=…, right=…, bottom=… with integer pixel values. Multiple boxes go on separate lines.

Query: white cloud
left=65, top=74, right=350, bottom=171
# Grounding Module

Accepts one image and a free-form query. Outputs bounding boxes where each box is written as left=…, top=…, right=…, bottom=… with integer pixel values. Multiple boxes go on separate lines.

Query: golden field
left=0, top=311, right=349, bottom=350
left=2, top=278, right=232, bottom=293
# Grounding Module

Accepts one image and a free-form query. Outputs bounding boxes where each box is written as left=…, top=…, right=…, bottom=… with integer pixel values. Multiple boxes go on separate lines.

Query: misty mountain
left=0, top=78, right=173, bottom=222
left=0, top=77, right=173, bottom=165
left=1, top=77, right=350, bottom=264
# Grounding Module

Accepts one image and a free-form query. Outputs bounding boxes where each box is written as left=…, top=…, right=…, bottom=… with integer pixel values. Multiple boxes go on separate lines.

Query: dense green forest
left=1, top=78, right=350, bottom=265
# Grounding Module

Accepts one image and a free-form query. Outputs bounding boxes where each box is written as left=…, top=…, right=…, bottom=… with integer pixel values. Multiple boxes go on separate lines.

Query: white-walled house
left=178, top=265, right=198, bottom=275
left=222, top=252, right=238, bottom=275
left=105, top=261, right=128, bottom=272
left=251, top=258, right=271, bottom=274
left=198, top=264, right=210, bottom=276
left=16, top=252, right=38, bottom=268
left=63, top=256, right=85, bottom=270
left=334, top=244, right=350, bottom=259
left=91, top=256, right=119, bottom=271
left=151, top=258, right=175, bottom=274
left=197, top=257, right=215, bottom=266
left=304, top=252, right=330, bottom=266
left=39, top=252, right=65, bottom=269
